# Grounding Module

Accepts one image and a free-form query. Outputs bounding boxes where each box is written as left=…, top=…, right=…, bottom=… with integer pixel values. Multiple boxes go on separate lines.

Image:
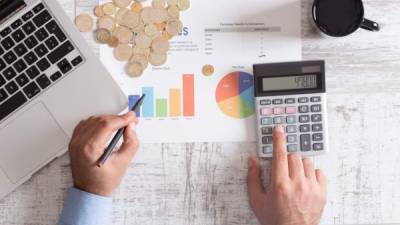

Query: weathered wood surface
left=1, top=0, right=400, bottom=224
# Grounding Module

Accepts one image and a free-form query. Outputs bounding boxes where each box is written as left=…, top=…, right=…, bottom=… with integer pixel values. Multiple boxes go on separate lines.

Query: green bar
left=156, top=99, right=168, bottom=117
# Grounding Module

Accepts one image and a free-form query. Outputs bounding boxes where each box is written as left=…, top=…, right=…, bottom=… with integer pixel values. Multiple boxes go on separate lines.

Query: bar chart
left=129, top=74, right=195, bottom=118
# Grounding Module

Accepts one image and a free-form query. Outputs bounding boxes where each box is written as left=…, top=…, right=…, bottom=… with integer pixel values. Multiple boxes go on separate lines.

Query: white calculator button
left=261, top=127, right=273, bottom=135
left=286, top=125, right=297, bottom=133
left=262, top=136, right=273, bottom=144
left=287, top=144, right=299, bottom=152
left=263, top=145, right=273, bottom=154
left=287, top=135, right=297, bottom=143
left=286, top=116, right=296, bottom=124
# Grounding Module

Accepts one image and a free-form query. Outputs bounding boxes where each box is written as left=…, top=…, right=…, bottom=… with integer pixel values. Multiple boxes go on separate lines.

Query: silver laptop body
left=0, top=0, right=126, bottom=198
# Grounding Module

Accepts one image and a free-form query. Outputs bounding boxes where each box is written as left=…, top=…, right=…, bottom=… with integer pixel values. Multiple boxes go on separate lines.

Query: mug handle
left=360, top=18, right=380, bottom=31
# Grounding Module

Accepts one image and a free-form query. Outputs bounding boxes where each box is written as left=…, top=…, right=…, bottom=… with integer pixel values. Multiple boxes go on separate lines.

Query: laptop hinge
left=0, top=0, right=26, bottom=26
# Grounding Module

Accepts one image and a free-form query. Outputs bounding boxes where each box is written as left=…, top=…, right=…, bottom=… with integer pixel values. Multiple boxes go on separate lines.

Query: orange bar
left=169, top=88, right=181, bottom=117
left=183, top=74, right=195, bottom=116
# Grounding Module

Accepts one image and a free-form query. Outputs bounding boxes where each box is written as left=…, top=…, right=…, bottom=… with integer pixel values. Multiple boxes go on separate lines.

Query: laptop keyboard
left=0, top=2, right=84, bottom=122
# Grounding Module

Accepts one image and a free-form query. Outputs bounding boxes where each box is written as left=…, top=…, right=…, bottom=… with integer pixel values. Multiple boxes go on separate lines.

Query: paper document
left=101, top=0, right=301, bottom=143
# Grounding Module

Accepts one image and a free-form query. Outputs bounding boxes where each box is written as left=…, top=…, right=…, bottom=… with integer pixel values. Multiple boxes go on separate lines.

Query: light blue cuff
left=58, top=187, right=112, bottom=225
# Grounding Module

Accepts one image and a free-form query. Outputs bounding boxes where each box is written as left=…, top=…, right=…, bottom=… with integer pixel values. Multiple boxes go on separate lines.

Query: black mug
left=312, top=0, right=380, bottom=37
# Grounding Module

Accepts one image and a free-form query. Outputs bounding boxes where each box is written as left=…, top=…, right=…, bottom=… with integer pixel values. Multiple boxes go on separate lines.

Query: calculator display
left=262, top=75, right=317, bottom=91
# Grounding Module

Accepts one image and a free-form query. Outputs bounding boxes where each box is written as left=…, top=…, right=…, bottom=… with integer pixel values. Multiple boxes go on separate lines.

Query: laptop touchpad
left=0, top=103, right=69, bottom=183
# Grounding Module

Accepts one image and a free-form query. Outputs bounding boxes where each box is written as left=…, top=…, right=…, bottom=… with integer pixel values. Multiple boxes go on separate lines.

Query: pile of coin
left=74, top=0, right=190, bottom=77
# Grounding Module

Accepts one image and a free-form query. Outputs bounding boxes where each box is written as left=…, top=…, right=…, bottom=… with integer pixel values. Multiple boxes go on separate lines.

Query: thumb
left=114, top=122, right=140, bottom=165
left=247, top=156, right=265, bottom=207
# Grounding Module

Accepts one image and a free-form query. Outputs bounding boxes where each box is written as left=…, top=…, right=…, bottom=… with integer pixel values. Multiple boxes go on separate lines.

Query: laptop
left=0, top=0, right=126, bottom=198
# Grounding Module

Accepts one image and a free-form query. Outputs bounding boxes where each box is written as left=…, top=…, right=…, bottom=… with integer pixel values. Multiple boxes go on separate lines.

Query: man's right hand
left=247, top=125, right=327, bottom=225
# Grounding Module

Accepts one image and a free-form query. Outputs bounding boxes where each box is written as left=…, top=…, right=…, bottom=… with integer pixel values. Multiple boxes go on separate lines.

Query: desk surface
left=1, top=0, right=400, bottom=224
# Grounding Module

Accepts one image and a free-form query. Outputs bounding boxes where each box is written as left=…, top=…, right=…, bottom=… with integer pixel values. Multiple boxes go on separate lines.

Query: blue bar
left=142, top=87, right=154, bottom=117
left=128, top=95, right=141, bottom=117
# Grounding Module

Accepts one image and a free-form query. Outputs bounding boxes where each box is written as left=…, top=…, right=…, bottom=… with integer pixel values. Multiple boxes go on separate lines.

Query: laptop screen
left=0, top=0, right=26, bottom=24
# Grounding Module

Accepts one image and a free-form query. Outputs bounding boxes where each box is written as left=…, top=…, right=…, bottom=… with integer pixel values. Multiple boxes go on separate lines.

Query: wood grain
left=1, top=0, right=400, bottom=224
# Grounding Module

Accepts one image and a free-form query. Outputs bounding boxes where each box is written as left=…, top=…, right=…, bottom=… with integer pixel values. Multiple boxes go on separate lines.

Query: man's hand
left=247, top=126, right=327, bottom=225
left=68, top=112, right=139, bottom=197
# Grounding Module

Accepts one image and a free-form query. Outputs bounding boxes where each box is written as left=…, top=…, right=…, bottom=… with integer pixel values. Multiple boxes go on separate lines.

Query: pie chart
left=216, top=71, right=255, bottom=119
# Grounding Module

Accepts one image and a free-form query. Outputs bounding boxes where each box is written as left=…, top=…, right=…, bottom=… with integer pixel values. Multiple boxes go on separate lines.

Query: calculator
left=253, top=61, right=328, bottom=157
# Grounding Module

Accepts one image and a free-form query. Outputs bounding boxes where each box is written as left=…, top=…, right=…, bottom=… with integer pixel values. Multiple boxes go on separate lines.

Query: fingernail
left=275, top=125, right=284, bottom=133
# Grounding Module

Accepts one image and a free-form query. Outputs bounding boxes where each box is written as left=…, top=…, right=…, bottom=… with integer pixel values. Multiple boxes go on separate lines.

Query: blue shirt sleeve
left=58, top=187, right=112, bottom=225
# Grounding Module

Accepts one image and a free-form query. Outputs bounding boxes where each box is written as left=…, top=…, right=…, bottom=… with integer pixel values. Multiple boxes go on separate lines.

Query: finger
left=316, top=169, right=327, bottom=187
left=272, top=126, right=289, bottom=182
left=302, top=158, right=316, bottom=180
left=114, top=122, right=139, bottom=165
left=288, top=153, right=304, bottom=179
left=247, top=156, right=265, bottom=208
left=94, top=112, right=136, bottom=141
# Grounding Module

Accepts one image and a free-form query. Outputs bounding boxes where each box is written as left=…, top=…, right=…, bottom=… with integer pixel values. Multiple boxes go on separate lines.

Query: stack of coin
left=74, top=0, right=190, bottom=78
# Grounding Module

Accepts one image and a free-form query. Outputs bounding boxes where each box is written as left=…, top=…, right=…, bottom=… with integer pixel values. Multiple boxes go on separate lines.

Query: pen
left=97, top=94, right=146, bottom=167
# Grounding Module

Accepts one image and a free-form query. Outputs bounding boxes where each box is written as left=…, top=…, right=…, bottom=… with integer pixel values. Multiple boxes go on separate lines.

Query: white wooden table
left=1, top=0, right=400, bottom=224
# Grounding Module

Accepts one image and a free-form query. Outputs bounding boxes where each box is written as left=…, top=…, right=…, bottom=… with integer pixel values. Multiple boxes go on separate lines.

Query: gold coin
left=166, top=0, right=178, bottom=6
left=155, top=22, right=166, bottom=31
left=94, top=6, right=105, bottom=17
left=95, top=28, right=112, bottom=44
left=144, top=23, right=158, bottom=37
left=177, top=0, right=190, bottom=11
left=75, top=14, right=93, bottom=32
left=149, top=52, right=167, bottom=66
left=166, top=19, right=182, bottom=36
left=98, top=15, right=116, bottom=31
left=108, top=36, right=120, bottom=48
left=114, top=44, right=133, bottom=61
left=115, top=8, right=129, bottom=25
left=113, top=0, right=132, bottom=8
left=132, top=22, right=145, bottom=33
left=150, top=8, right=168, bottom=24
left=127, top=62, right=144, bottom=77
left=130, top=54, right=149, bottom=69
left=167, top=6, right=180, bottom=19
left=133, top=47, right=151, bottom=57
left=131, top=2, right=143, bottom=13
left=102, top=3, right=116, bottom=15
left=161, top=30, right=173, bottom=40
left=135, top=32, right=152, bottom=48
left=202, top=64, right=215, bottom=76
left=151, top=36, right=169, bottom=54
left=152, top=0, right=166, bottom=9
left=140, top=7, right=154, bottom=25
left=121, top=11, right=140, bottom=29
left=113, top=26, right=133, bottom=44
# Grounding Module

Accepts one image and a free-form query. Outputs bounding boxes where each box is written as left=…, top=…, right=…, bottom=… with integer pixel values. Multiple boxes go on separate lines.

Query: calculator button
left=300, top=134, right=312, bottom=151
left=286, top=116, right=296, bottom=124
left=299, top=124, right=310, bottom=133
left=311, top=114, right=322, bottom=122
left=313, top=143, right=324, bottom=151
left=287, top=135, right=297, bottom=143
left=262, top=136, right=273, bottom=144
left=285, top=98, right=296, bottom=104
left=260, top=107, right=272, bottom=116
left=261, top=117, right=273, bottom=125
left=287, top=144, right=298, bottom=152
left=312, top=124, right=323, bottom=132
left=273, top=107, right=285, bottom=115
left=273, top=116, right=285, bottom=124
left=261, top=127, right=273, bottom=135
left=299, top=115, right=310, bottom=123
left=263, top=145, right=273, bottom=154
left=272, top=99, right=283, bottom=105
left=312, top=133, right=323, bottom=142
left=298, top=97, right=309, bottom=103
left=311, top=96, right=321, bottom=102
left=285, top=106, right=296, bottom=114
left=311, top=104, right=322, bottom=112
left=298, top=105, right=309, bottom=113
left=286, top=125, right=297, bottom=133
left=260, top=99, right=271, bottom=105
